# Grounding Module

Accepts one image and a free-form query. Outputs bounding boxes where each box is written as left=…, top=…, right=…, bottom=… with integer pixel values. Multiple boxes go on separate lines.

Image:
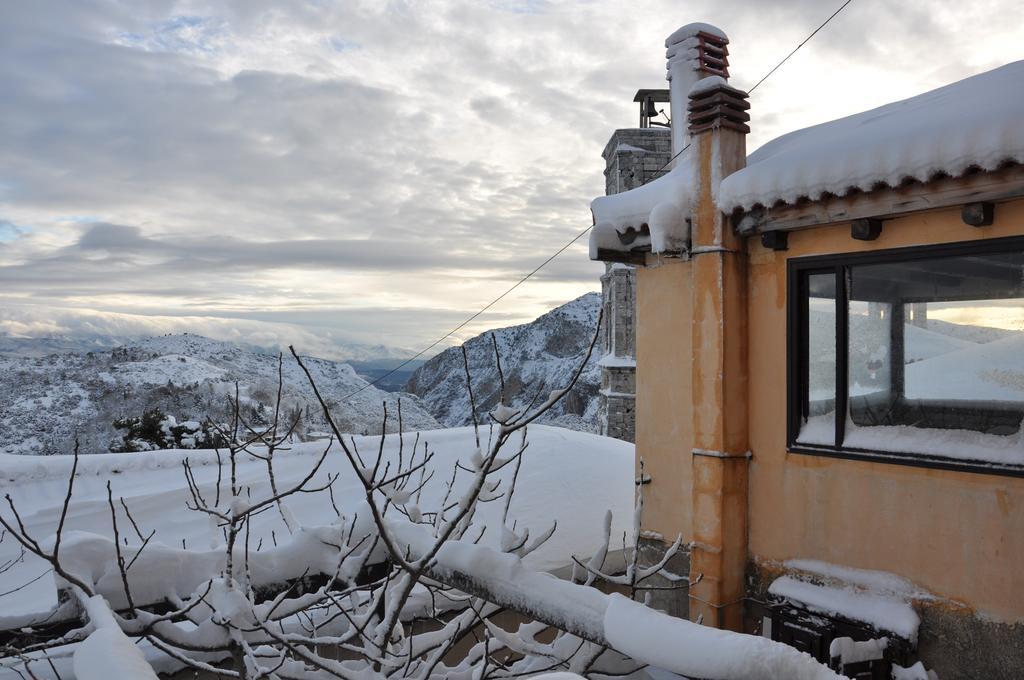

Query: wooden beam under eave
left=595, top=247, right=648, bottom=265
left=732, top=164, right=1024, bottom=235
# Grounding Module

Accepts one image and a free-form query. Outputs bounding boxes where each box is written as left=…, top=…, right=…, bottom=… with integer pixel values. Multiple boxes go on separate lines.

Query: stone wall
left=598, top=127, right=670, bottom=443
left=602, top=128, right=673, bottom=195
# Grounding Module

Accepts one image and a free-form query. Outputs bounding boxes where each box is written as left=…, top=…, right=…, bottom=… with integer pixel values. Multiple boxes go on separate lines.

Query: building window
left=787, top=237, right=1024, bottom=476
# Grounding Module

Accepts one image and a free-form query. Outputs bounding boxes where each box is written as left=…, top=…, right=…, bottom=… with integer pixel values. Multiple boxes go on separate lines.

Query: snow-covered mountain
left=0, top=334, right=438, bottom=456
left=405, top=293, right=602, bottom=432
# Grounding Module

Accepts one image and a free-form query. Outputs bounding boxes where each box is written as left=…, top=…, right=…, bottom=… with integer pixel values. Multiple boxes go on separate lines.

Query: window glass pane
left=842, top=248, right=1024, bottom=465
left=798, top=272, right=836, bottom=445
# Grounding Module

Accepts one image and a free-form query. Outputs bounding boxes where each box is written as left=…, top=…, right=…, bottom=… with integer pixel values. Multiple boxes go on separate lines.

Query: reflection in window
left=904, top=299, right=1024, bottom=406
left=849, top=300, right=892, bottom=398
left=791, top=242, right=1024, bottom=470
left=848, top=252, right=1024, bottom=438
left=797, top=272, right=836, bottom=446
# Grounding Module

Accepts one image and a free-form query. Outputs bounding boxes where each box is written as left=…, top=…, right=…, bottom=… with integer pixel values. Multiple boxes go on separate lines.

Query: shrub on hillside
left=111, top=409, right=227, bottom=452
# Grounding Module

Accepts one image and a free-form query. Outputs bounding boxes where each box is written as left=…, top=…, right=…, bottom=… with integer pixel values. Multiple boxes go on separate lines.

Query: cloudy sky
left=1, top=1, right=1020, bottom=360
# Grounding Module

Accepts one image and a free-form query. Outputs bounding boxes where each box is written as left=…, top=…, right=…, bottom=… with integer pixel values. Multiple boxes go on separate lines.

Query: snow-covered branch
left=0, top=310, right=843, bottom=680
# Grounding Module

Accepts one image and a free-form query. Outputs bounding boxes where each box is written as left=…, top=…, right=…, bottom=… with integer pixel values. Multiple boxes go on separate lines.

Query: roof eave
left=730, top=162, right=1024, bottom=235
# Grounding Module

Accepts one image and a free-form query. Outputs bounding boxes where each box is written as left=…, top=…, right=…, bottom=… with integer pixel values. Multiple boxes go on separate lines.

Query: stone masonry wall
left=598, top=127, right=670, bottom=443
left=602, top=128, right=673, bottom=195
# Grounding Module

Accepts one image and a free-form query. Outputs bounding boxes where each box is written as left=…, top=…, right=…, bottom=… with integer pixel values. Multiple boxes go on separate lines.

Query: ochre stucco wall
left=636, top=259, right=693, bottom=542
left=747, top=198, right=1024, bottom=623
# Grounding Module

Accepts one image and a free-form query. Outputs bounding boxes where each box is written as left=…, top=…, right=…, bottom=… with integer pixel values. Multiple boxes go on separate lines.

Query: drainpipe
left=684, top=41, right=752, bottom=631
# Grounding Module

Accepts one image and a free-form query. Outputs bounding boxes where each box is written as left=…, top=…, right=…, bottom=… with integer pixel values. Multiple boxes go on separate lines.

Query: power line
left=649, top=141, right=692, bottom=181
left=339, top=224, right=594, bottom=402
left=340, top=2, right=856, bottom=402
left=748, top=0, right=856, bottom=94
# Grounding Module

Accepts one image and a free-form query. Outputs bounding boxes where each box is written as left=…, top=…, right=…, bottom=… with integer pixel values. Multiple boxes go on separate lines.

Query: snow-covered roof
left=718, top=60, right=1024, bottom=213
left=589, top=162, right=693, bottom=260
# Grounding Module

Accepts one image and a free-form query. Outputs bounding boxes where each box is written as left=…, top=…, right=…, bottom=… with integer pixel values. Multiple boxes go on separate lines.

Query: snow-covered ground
left=0, top=424, right=848, bottom=680
left=0, top=425, right=634, bottom=622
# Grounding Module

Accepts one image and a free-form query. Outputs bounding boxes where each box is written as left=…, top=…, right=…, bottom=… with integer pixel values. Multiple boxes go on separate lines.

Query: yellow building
left=590, top=23, right=1024, bottom=679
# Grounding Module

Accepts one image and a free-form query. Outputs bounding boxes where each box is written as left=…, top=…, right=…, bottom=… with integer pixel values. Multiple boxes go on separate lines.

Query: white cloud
left=0, top=0, right=1021, bottom=352
left=0, top=304, right=422, bottom=361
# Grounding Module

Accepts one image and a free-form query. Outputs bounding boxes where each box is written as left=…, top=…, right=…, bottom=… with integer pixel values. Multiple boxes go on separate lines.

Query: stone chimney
left=598, top=125, right=671, bottom=443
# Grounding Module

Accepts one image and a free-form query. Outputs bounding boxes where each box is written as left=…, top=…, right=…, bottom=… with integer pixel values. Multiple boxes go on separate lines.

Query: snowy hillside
left=0, top=334, right=438, bottom=456
left=406, top=293, right=602, bottom=432
left=906, top=332, right=1024, bottom=402
left=903, top=323, right=977, bottom=362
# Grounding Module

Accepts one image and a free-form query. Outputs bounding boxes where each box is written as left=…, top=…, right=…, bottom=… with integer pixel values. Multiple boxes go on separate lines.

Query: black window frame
left=786, top=235, right=1024, bottom=478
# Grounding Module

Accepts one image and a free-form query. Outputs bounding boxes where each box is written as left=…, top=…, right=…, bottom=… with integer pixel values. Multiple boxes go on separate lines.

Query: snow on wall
left=598, top=354, right=636, bottom=368
left=718, top=60, right=1024, bottom=212
left=0, top=425, right=848, bottom=680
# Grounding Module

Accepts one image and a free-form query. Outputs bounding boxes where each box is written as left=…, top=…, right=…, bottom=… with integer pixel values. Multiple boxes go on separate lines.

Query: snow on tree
left=0, top=315, right=842, bottom=679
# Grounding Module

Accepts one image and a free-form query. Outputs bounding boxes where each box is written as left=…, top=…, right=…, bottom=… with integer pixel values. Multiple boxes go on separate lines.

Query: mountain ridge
left=405, top=293, right=603, bottom=432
